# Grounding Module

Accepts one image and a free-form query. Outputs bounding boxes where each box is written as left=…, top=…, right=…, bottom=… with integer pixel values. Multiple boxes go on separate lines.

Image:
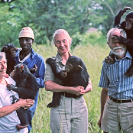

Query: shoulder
left=102, top=60, right=111, bottom=70
left=31, top=49, right=45, bottom=63
left=4, top=76, right=16, bottom=85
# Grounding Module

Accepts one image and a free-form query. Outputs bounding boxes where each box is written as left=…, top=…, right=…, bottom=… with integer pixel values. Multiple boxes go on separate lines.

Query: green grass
left=31, top=42, right=110, bottom=133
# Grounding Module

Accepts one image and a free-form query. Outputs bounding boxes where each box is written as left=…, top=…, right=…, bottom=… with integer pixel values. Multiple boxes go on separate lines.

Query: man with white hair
left=15, top=27, right=45, bottom=133
left=98, top=28, right=133, bottom=133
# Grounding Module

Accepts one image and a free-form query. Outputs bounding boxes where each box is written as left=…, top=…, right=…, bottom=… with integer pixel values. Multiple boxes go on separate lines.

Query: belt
left=109, top=96, right=133, bottom=103
left=61, top=92, right=82, bottom=99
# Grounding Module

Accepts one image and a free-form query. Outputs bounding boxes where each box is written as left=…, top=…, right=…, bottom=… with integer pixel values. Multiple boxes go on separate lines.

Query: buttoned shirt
left=15, top=48, right=45, bottom=88
left=99, top=51, right=133, bottom=99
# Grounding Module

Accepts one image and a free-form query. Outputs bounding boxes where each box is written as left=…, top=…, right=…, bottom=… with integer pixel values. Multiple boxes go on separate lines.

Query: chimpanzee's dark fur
left=46, top=56, right=89, bottom=108
left=7, top=63, right=39, bottom=130
left=1, top=43, right=17, bottom=74
left=106, top=9, right=133, bottom=76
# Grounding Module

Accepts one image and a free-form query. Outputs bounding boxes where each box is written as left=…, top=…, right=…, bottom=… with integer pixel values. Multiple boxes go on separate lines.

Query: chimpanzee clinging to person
left=1, top=43, right=38, bottom=75
left=7, top=63, right=39, bottom=131
left=46, top=56, right=90, bottom=108
left=1, top=43, right=17, bottom=74
left=105, top=7, right=133, bottom=77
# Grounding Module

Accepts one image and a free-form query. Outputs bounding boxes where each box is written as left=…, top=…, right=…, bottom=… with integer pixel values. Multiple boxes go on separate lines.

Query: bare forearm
left=0, top=102, right=21, bottom=118
left=100, top=88, right=108, bottom=117
left=85, top=79, right=92, bottom=93
left=0, top=99, right=34, bottom=118
left=45, top=80, right=74, bottom=93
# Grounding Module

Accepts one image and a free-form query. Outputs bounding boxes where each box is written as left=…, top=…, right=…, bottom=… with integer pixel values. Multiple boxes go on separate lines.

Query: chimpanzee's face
left=10, top=47, right=17, bottom=58
left=19, top=37, right=33, bottom=51
left=65, top=62, right=73, bottom=72
left=125, top=18, right=133, bottom=30
left=108, top=30, right=126, bottom=57
left=0, top=57, right=7, bottom=78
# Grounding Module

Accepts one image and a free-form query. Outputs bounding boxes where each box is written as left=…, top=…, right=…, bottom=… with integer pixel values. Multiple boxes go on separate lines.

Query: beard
left=111, top=46, right=126, bottom=57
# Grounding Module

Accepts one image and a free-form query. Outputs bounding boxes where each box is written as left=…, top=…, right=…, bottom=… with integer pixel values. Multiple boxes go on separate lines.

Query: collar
left=55, top=52, right=72, bottom=63
left=18, top=48, right=36, bottom=59
left=115, top=51, right=132, bottom=61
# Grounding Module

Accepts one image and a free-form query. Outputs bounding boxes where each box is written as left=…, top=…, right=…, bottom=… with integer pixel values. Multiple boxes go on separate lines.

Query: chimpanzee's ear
left=20, top=65, right=24, bottom=72
left=78, top=65, right=82, bottom=70
left=3, top=46, right=8, bottom=53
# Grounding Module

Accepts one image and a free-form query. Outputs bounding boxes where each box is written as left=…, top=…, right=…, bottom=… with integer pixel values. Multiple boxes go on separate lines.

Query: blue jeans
left=26, top=90, right=39, bottom=133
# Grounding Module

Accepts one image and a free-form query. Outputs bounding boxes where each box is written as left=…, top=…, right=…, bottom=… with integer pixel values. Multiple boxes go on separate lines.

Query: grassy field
left=30, top=42, right=110, bottom=133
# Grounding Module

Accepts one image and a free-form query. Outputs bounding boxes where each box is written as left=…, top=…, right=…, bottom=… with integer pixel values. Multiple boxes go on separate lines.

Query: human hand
left=98, top=116, right=102, bottom=128
left=18, top=98, right=34, bottom=109
left=73, top=86, right=86, bottom=96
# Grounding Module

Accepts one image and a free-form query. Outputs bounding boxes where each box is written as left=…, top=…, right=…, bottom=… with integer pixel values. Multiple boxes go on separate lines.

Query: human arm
left=98, top=88, right=109, bottom=128
left=44, top=63, right=85, bottom=95
left=45, top=80, right=85, bottom=95
left=0, top=98, right=34, bottom=118
left=80, top=79, right=92, bottom=93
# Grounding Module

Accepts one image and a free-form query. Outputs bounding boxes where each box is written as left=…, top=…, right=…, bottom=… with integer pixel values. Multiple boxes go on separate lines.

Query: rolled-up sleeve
left=44, top=64, right=54, bottom=82
left=99, top=62, right=109, bottom=88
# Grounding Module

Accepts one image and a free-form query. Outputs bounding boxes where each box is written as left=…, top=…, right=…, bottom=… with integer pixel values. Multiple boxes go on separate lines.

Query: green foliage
left=1, top=0, right=133, bottom=45
left=85, top=31, right=107, bottom=47
left=71, top=31, right=107, bottom=49
left=71, top=32, right=82, bottom=49
left=91, top=0, right=133, bottom=35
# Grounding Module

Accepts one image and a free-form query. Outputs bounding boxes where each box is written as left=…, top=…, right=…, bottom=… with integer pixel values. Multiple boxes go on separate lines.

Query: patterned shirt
left=99, top=51, right=133, bottom=99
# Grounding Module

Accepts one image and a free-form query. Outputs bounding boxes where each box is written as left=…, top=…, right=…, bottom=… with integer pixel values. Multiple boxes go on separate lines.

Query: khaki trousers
left=101, top=98, right=133, bottom=133
left=50, top=95, right=88, bottom=133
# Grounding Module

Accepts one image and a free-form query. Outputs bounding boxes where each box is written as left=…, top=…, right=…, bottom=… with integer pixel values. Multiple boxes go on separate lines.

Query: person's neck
left=60, top=52, right=70, bottom=65
left=20, top=49, right=31, bottom=60
left=116, top=52, right=126, bottom=60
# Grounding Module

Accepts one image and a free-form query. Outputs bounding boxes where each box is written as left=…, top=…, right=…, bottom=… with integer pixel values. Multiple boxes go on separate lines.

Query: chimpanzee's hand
left=7, top=84, right=17, bottom=91
left=30, top=65, right=38, bottom=73
left=118, top=7, right=131, bottom=17
left=60, top=70, right=67, bottom=78
left=111, top=35, right=126, bottom=44
left=105, top=56, right=115, bottom=64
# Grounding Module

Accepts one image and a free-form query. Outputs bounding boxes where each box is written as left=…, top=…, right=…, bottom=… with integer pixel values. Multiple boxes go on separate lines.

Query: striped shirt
left=99, top=51, right=133, bottom=99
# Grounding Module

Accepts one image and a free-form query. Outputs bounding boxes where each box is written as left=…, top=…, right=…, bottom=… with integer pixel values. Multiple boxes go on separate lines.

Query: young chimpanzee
left=1, top=43, right=17, bottom=74
left=46, top=56, right=90, bottom=108
left=7, top=63, right=39, bottom=131
left=1, top=43, right=38, bottom=74
left=106, top=7, right=133, bottom=77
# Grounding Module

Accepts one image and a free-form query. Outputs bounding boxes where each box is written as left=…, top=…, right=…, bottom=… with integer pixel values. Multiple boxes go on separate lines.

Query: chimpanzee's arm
left=46, top=58, right=63, bottom=79
left=113, top=35, right=133, bottom=49
left=7, top=84, right=37, bottom=99
left=7, top=75, right=39, bottom=99
left=114, top=7, right=131, bottom=27
left=113, top=12, right=122, bottom=27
